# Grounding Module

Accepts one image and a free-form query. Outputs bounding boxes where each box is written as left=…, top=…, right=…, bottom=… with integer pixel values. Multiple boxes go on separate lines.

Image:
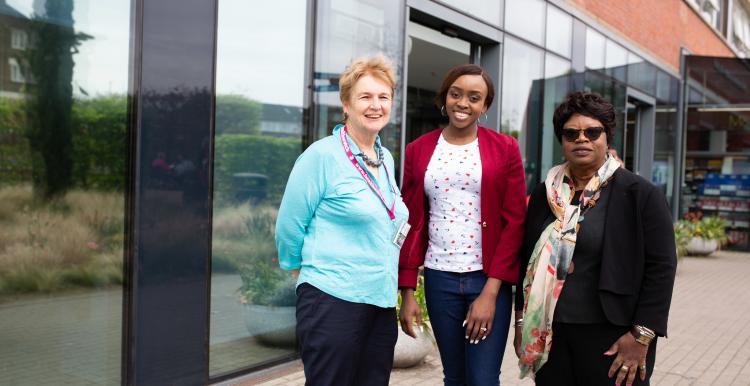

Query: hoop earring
left=440, top=105, right=447, bottom=117
left=477, top=113, right=488, bottom=125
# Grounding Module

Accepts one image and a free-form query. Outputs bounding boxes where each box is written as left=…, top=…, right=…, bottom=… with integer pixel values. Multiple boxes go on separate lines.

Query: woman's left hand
left=605, top=331, right=649, bottom=386
left=464, top=278, right=501, bottom=343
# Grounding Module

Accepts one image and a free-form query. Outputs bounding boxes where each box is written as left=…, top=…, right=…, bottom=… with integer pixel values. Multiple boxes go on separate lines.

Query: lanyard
left=339, top=126, right=396, bottom=220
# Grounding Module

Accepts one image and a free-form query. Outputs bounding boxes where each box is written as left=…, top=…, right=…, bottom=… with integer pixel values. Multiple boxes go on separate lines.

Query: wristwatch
left=630, top=325, right=656, bottom=346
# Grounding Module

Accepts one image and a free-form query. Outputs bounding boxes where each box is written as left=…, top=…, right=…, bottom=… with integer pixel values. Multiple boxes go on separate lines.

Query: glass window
left=732, top=2, right=750, bottom=55
left=209, top=0, right=307, bottom=377
left=545, top=5, right=572, bottom=58
left=605, top=39, right=628, bottom=82
left=10, top=28, right=28, bottom=50
left=688, top=0, right=722, bottom=30
left=0, top=1, right=129, bottom=384
left=313, top=0, right=405, bottom=163
left=504, top=0, right=545, bottom=46
left=540, top=54, right=571, bottom=182
left=585, top=27, right=605, bottom=70
left=627, top=53, right=657, bottom=96
left=502, top=36, right=544, bottom=189
left=437, top=0, right=502, bottom=27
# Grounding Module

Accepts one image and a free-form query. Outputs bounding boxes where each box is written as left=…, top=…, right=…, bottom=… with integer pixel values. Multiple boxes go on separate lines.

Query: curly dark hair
left=434, top=64, right=495, bottom=111
left=553, top=91, right=615, bottom=144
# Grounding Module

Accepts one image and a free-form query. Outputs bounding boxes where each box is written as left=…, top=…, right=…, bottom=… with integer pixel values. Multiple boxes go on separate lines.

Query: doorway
left=404, top=21, right=472, bottom=145
left=621, top=88, right=656, bottom=179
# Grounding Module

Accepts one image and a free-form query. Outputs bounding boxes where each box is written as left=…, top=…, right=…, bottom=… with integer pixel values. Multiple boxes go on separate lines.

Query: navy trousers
left=424, top=268, right=513, bottom=386
left=295, top=283, right=397, bottom=386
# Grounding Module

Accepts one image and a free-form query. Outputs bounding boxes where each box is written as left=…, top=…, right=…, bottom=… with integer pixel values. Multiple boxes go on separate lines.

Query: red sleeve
left=487, top=138, right=527, bottom=283
left=398, top=142, right=422, bottom=288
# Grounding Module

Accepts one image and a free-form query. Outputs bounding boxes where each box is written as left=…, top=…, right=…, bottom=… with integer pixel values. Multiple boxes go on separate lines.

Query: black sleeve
left=633, top=185, right=678, bottom=336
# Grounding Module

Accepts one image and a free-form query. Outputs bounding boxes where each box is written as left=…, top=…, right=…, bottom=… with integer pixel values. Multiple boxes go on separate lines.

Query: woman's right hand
left=399, top=288, right=422, bottom=338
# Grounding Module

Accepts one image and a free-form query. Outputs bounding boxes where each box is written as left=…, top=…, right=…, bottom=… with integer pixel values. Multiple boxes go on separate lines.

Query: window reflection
left=0, top=0, right=129, bottom=384
left=605, top=40, right=627, bottom=82
left=545, top=5, right=571, bottom=58
left=502, top=36, right=543, bottom=189
left=437, top=0, right=502, bottom=26
left=504, top=0, right=545, bottom=45
left=209, top=0, right=307, bottom=377
left=539, top=54, right=571, bottom=182
left=585, top=27, right=605, bottom=70
left=313, top=0, right=404, bottom=165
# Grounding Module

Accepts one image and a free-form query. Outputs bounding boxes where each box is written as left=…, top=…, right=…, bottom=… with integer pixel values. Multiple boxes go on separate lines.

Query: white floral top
left=423, top=134, right=483, bottom=273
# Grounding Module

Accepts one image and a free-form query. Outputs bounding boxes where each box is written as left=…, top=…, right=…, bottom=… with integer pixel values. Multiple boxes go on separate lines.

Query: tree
left=215, top=95, right=262, bottom=135
left=25, top=0, right=91, bottom=199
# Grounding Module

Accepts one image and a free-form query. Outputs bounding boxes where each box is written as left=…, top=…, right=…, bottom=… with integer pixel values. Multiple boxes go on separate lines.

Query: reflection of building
left=260, top=103, right=303, bottom=136
left=0, top=0, right=30, bottom=98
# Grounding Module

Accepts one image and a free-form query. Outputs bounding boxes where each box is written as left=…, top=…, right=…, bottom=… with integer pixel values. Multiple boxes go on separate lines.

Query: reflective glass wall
left=209, top=0, right=307, bottom=377
left=313, top=0, right=405, bottom=160
left=209, top=0, right=405, bottom=378
left=0, top=0, right=129, bottom=384
left=682, top=56, right=750, bottom=251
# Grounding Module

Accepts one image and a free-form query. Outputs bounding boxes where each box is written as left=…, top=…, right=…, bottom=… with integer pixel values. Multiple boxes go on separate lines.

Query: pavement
left=235, top=250, right=750, bottom=386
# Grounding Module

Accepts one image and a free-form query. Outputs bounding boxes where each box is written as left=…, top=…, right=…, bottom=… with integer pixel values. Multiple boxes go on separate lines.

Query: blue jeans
left=424, top=268, right=513, bottom=386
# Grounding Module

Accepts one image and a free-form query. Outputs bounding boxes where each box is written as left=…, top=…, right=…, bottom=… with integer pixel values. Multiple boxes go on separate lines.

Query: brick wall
left=568, top=0, right=735, bottom=72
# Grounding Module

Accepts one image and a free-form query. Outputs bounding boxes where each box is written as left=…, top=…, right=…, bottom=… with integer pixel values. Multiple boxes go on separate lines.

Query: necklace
left=356, top=144, right=384, bottom=167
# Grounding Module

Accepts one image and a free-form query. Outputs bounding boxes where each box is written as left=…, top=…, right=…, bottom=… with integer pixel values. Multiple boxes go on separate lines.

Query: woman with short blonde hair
left=276, top=55, right=409, bottom=386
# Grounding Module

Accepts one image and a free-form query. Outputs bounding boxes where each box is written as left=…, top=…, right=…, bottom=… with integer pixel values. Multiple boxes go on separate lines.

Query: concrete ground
left=243, top=250, right=750, bottom=386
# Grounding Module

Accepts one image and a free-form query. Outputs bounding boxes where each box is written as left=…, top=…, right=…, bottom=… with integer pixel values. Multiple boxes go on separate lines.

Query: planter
left=393, top=325, right=434, bottom=368
left=685, top=237, right=718, bottom=256
left=243, top=304, right=296, bottom=347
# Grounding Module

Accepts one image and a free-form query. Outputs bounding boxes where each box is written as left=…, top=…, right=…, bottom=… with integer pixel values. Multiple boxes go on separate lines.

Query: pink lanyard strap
left=339, top=126, right=396, bottom=220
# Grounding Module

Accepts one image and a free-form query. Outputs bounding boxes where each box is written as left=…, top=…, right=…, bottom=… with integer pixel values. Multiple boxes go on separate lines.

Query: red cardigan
left=398, top=127, right=527, bottom=288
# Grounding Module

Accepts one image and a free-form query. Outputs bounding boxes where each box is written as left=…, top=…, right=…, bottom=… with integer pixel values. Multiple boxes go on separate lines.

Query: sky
left=5, top=0, right=307, bottom=106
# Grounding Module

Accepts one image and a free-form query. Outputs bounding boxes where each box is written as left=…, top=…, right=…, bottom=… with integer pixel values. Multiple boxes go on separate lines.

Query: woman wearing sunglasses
left=513, top=91, right=676, bottom=386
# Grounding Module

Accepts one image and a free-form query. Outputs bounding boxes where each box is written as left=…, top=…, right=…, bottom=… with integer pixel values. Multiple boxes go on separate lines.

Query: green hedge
left=213, top=134, right=301, bottom=205
left=0, top=95, right=127, bottom=191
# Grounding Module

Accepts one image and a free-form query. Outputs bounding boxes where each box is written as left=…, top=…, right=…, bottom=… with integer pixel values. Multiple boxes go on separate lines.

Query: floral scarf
left=518, top=155, right=620, bottom=378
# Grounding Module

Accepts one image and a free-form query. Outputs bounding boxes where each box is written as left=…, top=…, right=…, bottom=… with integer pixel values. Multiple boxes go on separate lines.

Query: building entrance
left=404, top=21, right=472, bottom=145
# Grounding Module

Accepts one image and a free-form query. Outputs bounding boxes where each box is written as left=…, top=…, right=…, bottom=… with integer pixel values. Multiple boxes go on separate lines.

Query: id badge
left=392, top=221, right=411, bottom=248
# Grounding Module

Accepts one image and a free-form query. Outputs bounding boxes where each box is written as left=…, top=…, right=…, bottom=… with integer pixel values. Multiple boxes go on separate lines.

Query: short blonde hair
left=339, top=55, right=396, bottom=104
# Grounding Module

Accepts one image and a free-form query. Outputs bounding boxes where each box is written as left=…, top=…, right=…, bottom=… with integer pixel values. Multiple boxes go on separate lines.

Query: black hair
left=553, top=91, right=615, bottom=144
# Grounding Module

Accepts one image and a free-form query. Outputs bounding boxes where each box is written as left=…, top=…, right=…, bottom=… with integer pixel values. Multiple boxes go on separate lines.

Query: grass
left=211, top=202, right=278, bottom=273
left=0, top=186, right=280, bottom=296
left=0, top=185, right=124, bottom=296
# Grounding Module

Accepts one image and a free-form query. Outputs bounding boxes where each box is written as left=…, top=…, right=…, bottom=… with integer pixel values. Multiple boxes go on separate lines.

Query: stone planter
left=243, top=304, right=296, bottom=347
left=393, top=325, right=434, bottom=368
left=685, top=237, right=718, bottom=256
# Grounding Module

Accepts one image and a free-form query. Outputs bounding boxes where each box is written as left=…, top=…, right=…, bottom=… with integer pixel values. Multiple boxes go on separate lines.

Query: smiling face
left=561, top=113, right=609, bottom=172
left=444, top=74, right=488, bottom=131
left=342, top=74, right=393, bottom=136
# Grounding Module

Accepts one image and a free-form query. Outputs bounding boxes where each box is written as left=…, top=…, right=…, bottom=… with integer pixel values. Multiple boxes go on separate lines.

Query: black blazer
left=515, top=168, right=677, bottom=336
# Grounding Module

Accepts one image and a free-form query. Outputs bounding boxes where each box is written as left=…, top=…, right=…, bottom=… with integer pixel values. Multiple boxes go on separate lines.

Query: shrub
left=676, top=212, right=729, bottom=244
left=213, top=134, right=300, bottom=204
left=0, top=186, right=124, bottom=296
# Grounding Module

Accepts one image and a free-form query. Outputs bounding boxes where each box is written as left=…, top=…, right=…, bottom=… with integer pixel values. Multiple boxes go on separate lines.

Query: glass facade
left=209, top=0, right=307, bottom=377
left=504, top=0, right=545, bottom=46
left=2, top=0, right=727, bottom=382
left=0, top=0, right=129, bottom=384
left=501, top=36, right=543, bottom=189
left=683, top=56, right=750, bottom=251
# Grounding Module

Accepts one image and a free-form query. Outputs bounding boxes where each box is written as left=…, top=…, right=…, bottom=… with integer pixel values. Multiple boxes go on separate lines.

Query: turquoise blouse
left=275, top=124, right=409, bottom=308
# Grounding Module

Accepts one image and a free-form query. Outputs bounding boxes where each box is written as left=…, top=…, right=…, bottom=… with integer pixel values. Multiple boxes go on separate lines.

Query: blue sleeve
left=275, top=147, right=328, bottom=270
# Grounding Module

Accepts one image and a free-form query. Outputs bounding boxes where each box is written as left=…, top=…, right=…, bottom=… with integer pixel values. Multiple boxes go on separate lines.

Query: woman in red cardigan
left=398, top=64, right=527, bottom=385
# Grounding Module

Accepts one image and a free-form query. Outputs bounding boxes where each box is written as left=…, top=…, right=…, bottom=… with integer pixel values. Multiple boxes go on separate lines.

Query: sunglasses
left=561, top=127, right=605, bottom=142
